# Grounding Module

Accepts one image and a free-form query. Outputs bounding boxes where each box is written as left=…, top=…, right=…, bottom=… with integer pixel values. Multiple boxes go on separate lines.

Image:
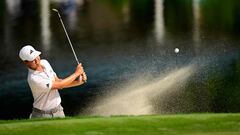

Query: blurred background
left=1, top=0, right=240, bottom=119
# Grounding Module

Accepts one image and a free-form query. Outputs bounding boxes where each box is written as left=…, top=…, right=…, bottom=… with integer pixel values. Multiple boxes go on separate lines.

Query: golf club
left=52, top=8, right=79, bottom=64
left=52, top=8, right=86, bottom=82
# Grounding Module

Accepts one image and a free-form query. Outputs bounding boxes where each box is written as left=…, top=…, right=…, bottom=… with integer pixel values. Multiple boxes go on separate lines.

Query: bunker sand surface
left=89, top=65, right=195, bottom=116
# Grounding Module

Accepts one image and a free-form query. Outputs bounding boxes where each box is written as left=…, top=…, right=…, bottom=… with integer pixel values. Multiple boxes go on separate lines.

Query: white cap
left=19, top=45, right=41, bottom=61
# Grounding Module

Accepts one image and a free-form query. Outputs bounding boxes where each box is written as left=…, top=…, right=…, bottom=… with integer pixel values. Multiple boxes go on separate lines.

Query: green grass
left=0, top=114, right=240, bottom=135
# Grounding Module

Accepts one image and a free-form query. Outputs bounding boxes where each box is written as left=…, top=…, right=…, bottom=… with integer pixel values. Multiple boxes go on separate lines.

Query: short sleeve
left=30, top=75, right=53, bottom=92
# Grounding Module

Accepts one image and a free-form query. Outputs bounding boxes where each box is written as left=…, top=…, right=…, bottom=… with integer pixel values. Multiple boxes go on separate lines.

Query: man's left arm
left=54, top=72, right=87, bottom=88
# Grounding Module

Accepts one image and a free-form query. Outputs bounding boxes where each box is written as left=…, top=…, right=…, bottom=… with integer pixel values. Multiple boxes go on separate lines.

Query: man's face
left=23, top=56, right=41, bottom=70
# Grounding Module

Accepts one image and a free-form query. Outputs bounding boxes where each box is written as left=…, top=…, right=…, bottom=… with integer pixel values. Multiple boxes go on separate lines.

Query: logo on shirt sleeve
left=46, top=83, right=49, bottom=88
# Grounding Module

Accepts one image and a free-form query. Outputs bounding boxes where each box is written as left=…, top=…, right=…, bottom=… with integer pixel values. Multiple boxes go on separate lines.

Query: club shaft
left=53, top=9, right=86, bottom=83
left=56, top=12, right=80, bottom=64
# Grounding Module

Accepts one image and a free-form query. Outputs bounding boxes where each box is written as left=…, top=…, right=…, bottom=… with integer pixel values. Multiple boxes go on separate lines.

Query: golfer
left=19, top=45, right=87, bottom=118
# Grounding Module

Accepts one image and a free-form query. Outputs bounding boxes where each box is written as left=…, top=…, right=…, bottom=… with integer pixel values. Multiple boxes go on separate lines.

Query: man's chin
left=28, top=66, right=37, bottom=70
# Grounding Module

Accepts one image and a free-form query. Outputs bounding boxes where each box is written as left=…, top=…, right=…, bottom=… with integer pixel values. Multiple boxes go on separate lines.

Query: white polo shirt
left=27, top=59, right=61, bottom=111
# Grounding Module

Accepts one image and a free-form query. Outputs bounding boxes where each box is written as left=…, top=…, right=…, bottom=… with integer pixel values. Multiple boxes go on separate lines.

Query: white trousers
left=30, top=105, right=65, bottom=119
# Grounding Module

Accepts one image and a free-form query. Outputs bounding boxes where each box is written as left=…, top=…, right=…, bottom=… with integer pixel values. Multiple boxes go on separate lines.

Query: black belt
left=33, top=105, right=63, bottom=114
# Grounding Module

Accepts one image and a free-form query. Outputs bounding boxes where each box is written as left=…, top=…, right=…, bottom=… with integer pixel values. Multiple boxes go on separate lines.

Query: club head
left=52, top=9, right=59, bottom=12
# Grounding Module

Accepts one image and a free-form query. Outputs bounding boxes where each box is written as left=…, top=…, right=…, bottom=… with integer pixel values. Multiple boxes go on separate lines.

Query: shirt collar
left=28, top=68, right=41, bottom=75
left=28, top=65, right=46, bottom=75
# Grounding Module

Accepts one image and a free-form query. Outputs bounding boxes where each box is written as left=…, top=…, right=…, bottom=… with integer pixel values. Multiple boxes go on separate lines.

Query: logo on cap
left=30, top=50, right=34, bottom=54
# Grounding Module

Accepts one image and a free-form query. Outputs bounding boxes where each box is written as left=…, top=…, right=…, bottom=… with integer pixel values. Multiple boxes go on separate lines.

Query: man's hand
left=76, top=72, right=87, bottom=83
left=82, top=72, right=87, bottom=82
left=52, top=63, right=86, bottom=90
left=75, top=63, right=84, bottom=76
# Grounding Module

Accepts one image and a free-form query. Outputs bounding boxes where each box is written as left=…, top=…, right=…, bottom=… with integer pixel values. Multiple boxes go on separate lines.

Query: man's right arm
left=51, top=64, right=84, bottom=90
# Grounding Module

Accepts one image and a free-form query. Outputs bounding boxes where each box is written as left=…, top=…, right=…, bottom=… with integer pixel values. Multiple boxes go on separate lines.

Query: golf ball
left=175, top=48, right=179, bottom=53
